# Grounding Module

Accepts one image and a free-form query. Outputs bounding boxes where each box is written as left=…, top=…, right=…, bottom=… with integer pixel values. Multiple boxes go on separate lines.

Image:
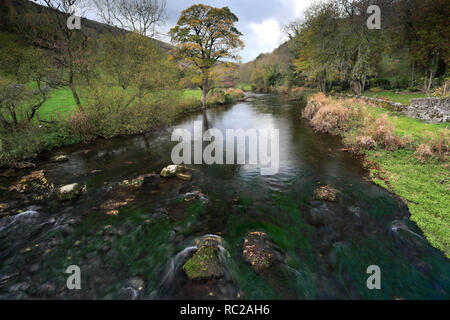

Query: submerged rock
left=182, top=246, right=224, bottom=280
left=9, top=170, right=46, bottom=192
left=56, top=183, right=81, bottom=201
left=313, top=185, right=338, bottom=202
left=160, top=165, right=187, bottom=178
left=176, top=172, right=192, bottom=181
left=242, top=231, right=285, bottom=273
left=51, top=154, right=69, bottom=163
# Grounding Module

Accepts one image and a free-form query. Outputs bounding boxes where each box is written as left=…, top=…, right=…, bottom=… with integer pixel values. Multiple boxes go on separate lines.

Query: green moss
left=182, top=246, right=224, bottom=280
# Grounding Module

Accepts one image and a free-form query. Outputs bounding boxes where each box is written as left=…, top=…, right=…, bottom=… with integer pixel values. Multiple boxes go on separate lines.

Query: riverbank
left=302, top=93, right=449, bottom=257
left=0, top=88, right=245, bottom=169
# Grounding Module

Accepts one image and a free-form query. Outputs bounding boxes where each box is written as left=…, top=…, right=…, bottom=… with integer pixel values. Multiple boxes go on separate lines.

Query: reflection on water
left=0, top=94, right=448, bottom=299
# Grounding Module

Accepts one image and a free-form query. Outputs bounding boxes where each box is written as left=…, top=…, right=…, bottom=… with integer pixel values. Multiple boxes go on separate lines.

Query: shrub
left=225, top=88, right=245, bottom=99
left=68, top=86, right=195, bottom=139
left=414, top=144, right=433, bottom=163
left=275, top=86, right=289, bottom=94
left=304, top=93, right=404, bottom=151
left=289, top=87, right=306, bottom=100
left=303, top=93, right=352, bottom=134
left=363, top=114, right=403, bottom=151
left=356, top=136, right=376, bottom=150
left=309, top=102, right=351, bottom=134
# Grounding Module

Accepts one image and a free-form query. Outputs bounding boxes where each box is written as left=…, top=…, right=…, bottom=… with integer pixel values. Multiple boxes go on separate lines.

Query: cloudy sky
left=62, top=0, right=316, bottom=62
left=160, top=0, right=316, bottom=62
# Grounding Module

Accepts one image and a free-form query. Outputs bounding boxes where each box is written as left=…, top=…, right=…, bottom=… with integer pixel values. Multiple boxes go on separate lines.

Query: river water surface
left=0, top=94, right=448, bottom=299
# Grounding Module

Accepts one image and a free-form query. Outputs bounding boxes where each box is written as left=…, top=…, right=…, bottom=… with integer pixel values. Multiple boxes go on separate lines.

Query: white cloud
left=247, top=19, right=282, bottom=57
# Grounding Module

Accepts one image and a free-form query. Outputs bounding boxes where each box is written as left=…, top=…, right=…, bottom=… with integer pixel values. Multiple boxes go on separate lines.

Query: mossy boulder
left=56, top=183, right=81, bottom=201
left=182, top=246, right=224, bottom=280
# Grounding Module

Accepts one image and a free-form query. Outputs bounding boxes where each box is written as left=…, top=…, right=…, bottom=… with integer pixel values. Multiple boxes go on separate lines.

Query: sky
left=36, top=0, right=316, bottom=63
left=160, top=0, right=316, bottom=62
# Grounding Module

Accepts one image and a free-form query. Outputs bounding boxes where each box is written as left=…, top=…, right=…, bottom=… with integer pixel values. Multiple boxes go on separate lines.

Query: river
left=0, top=94, right=448, bottom=299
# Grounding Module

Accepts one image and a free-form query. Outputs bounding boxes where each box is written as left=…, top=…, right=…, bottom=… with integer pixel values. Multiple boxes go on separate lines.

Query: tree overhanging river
left=0, top=94, right=448, bottom=299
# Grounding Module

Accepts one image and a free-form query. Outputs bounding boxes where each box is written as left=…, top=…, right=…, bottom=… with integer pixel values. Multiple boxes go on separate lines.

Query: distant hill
left=239, top=41, right=294, bottom=84
left=0, top=0, right=173, bottom=52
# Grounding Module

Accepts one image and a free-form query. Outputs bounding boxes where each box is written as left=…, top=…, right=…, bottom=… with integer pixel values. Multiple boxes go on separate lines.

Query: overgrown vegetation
left=0, top=1, right=245, bottom=167
left=239, top=0, right=449, bottom=99
left=302, top=93, right=449, bottom=257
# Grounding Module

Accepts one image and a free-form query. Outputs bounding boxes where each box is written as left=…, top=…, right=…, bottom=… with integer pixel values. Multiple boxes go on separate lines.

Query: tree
left=92, top=0, right=167, bottom=37
left=25, top=0, right=90, bottom=112
left=169, top=4, right=244, bottom=109
left=290, top=0, right=388, bottom=94
left=406, top=0, right=449, bottom=92
left=100, top=33, right=178, bottom=107
left=0, top=34, right=53, bottom=129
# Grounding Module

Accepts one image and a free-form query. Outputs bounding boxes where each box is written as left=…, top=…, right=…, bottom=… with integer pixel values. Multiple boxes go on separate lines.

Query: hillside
left=238, top=41, right=294, bottom=90
left=0, top=0, right=173, bottom=52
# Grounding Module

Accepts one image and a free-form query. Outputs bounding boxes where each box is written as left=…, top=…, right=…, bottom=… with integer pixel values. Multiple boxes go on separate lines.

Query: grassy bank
left=361, top=90, right=429, bottom=105
left=0, top=87, right=245, bottom=167
left=302, top=93, right=449, bottom=257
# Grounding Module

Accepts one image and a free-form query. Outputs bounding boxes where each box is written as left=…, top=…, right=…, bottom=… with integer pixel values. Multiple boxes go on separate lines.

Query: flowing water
left=0, top=94, right=448, bottom=299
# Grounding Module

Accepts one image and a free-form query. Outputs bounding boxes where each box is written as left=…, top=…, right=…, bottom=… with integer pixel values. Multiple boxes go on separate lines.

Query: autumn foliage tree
left=169, top=4, right=244, bottom=109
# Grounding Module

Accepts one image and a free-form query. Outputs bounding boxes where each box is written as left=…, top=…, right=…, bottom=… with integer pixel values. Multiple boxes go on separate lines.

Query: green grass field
left=362, top=90, right=429, bottom=105
left=38, top=88, right=79, bottom=120
left=34, top=88, right=203, bottom=121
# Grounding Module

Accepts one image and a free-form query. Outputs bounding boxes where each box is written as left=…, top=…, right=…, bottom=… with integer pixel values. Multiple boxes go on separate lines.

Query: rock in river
left=51, top=154, right=69, bottom=163
left=160, top=165, right=187, bottom=178
left=313, top=185, right=338, bottom=202
left=242, top=231, right=285, bottom=273
left=182, top=246, right=224, bottom=280
left=56, top=183, right=81, bottom=201
left=176, top=172, right=192, bottom=181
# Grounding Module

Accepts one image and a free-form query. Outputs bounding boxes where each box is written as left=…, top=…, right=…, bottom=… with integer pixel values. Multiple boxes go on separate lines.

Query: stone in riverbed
left=242, top=231, right=285, bottom=273
left=56, top=183, right=81, bottom=201
left=182, top=246, right=224, bottom=280
left=160, top=165, right=187, bottom=177
left=51, top=154, right=69, bottom=163
left=313, top=185, right=338, bottom=202
left=176, top=172, right=192, bottom=181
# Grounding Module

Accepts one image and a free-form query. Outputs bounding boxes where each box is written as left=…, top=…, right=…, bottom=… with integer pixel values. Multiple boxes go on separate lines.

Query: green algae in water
left=332, top=236, right=450, bottom=299
left=224, top=192, right=317, bottom=299
left=39, top=207, right=174, bottom=297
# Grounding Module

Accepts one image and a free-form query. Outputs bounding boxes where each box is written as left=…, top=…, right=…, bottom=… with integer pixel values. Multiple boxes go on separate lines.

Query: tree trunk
left=67, top=41, right=84, bottom=113
left=351, top=80, right=362, bottom=95
left=201, top=77, right=209, bottom=110
left=411, top=61, right=415, bottom=87
left=69, top=81, right=83, bottom=112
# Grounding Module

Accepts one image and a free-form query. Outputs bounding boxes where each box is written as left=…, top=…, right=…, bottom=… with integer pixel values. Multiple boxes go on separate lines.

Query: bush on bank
left=0, top=87, right=247, bottom=167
